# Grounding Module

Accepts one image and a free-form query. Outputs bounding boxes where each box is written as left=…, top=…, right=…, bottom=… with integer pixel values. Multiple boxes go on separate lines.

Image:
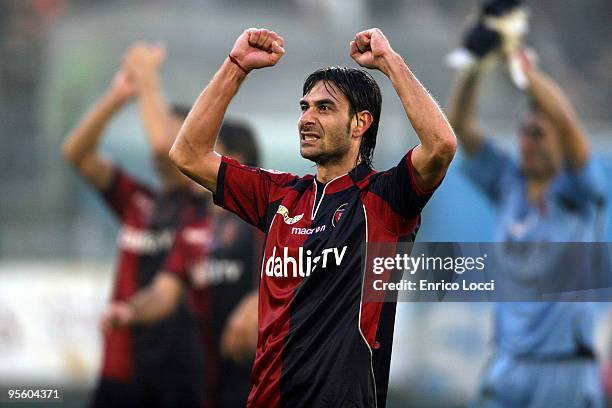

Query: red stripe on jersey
left=359, top=192, right=419, bottom=346
left=360, top=194, right=397, bottom=346
left=100, top=170, right=151, bottom=380
left=248, top=189, right=313, bottom=408
left=101, top=328, right=133, bottom=381
left=101, top=247, right=141, bottom=379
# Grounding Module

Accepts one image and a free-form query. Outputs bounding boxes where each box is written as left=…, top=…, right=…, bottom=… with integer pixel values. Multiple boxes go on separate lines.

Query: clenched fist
left=350, top=28, right=397, bottom=74
left=229, top=28, right=285, bottom=73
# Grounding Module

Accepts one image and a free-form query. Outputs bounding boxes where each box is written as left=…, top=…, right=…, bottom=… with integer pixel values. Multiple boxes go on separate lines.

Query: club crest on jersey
left=277, top=205, right=304, bottom=225
left=332, top=203, right=348, bottom=227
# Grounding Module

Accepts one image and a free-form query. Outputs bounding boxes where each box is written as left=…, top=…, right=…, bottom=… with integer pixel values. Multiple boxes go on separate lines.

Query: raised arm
left=519, top=52, right=590, bottom=170
left=122, top=43, right=173, bottom=163
left=169, top=28, right=285, bottom=192
left=350, top=28, right=456, bottom=191
left=61, top=71, right=135, bottom=191
left=447, top=64, right=487, bottom=156
left=101, top=272, right=183, bottom=331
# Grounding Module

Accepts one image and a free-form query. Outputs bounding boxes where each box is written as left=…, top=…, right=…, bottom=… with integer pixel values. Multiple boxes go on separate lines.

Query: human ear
left=352, top=111, right=373, bottom=139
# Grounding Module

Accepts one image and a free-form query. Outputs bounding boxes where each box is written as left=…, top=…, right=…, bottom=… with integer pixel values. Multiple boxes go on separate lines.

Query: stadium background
left=0, top=0, right=610, bottom=407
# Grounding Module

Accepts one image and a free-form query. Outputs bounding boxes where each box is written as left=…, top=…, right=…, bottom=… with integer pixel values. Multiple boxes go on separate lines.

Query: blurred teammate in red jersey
left=103, top=121, right=263, bottom=408
left=63, top=43, right=205, bottom=408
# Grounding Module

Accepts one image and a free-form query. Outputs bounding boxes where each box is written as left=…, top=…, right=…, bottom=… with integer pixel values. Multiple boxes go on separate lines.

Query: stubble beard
left=301, top=120, right=352, bottom=166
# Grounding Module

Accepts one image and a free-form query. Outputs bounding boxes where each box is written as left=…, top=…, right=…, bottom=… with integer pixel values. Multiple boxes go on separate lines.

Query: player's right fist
left=229, top=28, right=285, bottom=72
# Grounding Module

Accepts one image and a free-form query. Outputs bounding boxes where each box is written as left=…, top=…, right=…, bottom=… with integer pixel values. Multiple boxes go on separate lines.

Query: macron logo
left=292, top=225, right=326, bottom=235
left=264, top=246, right=347, bottom=278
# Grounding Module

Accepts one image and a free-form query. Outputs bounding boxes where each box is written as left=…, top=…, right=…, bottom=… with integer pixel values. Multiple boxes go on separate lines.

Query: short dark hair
left=169, top=105, right=259, bottom=166
left=170, top=104, right=191, bottom=120
left=303, top=67, right=382, bottom=168
left=218, top=119, right=260, bottom=167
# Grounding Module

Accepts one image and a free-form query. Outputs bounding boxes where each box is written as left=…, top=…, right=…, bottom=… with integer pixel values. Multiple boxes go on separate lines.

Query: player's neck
left=526, top=177, right=551, bottom=204
left=316, top=156, right=360, bottom=184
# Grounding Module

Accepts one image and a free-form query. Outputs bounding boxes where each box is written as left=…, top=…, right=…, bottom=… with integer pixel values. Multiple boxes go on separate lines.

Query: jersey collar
left=312, top=162, right=374, bottom=195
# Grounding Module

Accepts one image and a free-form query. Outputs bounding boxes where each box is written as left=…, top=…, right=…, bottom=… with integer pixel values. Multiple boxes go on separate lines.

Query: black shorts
left=90, top=371, right=202, bottom=408
left=89, top=377, right=138, bottom=408
left=133, top=367, right=203, bottom=408
left=216, top=358, right=251, bottom=407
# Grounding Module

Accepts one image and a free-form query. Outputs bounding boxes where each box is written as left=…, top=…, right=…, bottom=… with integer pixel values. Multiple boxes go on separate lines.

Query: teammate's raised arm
left=169, top=28, right=285, bottom=193
left=518, top=51, right=590, bottom=170
left=61, top=71, right=135, bottom=191
left=447, top=64, right=486, bottom=156
left=350, top=28, right=456, bottom=191
left=122, top=43, right=173, bottom=162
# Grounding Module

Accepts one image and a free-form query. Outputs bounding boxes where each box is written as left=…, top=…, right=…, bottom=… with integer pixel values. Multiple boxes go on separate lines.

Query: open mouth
left=300, top=132, right=320, bottom=142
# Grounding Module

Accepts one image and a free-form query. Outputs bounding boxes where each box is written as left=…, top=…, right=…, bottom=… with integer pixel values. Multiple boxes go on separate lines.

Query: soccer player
left=448, top=48, right=607, bottom=406
left=62, top=44, right=205, bottom=408
left=169, top=27, right=457, bottom=408
left=101, top=121, right=263, bottom=408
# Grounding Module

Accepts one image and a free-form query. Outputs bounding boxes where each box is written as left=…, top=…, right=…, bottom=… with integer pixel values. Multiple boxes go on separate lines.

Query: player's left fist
left=350, top=28, right=396, bottom=72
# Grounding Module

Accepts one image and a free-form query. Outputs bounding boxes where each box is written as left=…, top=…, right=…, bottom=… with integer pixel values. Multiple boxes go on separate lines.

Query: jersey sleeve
left=369, top=148, right=442, bottom=222
left=460, top=140, right=516, bottom=204
left=101, top=167, right=153, bottom=220
left=553, top=158, right=607, bottom=211
left=212, top=156, right=299, bottom=231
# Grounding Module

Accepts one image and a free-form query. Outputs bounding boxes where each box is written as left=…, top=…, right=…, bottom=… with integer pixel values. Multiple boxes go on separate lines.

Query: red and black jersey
left=213, top=148, right=439, bottom=408
left=163, top=211, right=262, bottom=407
left=99, top=168, right=207, bottom=382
